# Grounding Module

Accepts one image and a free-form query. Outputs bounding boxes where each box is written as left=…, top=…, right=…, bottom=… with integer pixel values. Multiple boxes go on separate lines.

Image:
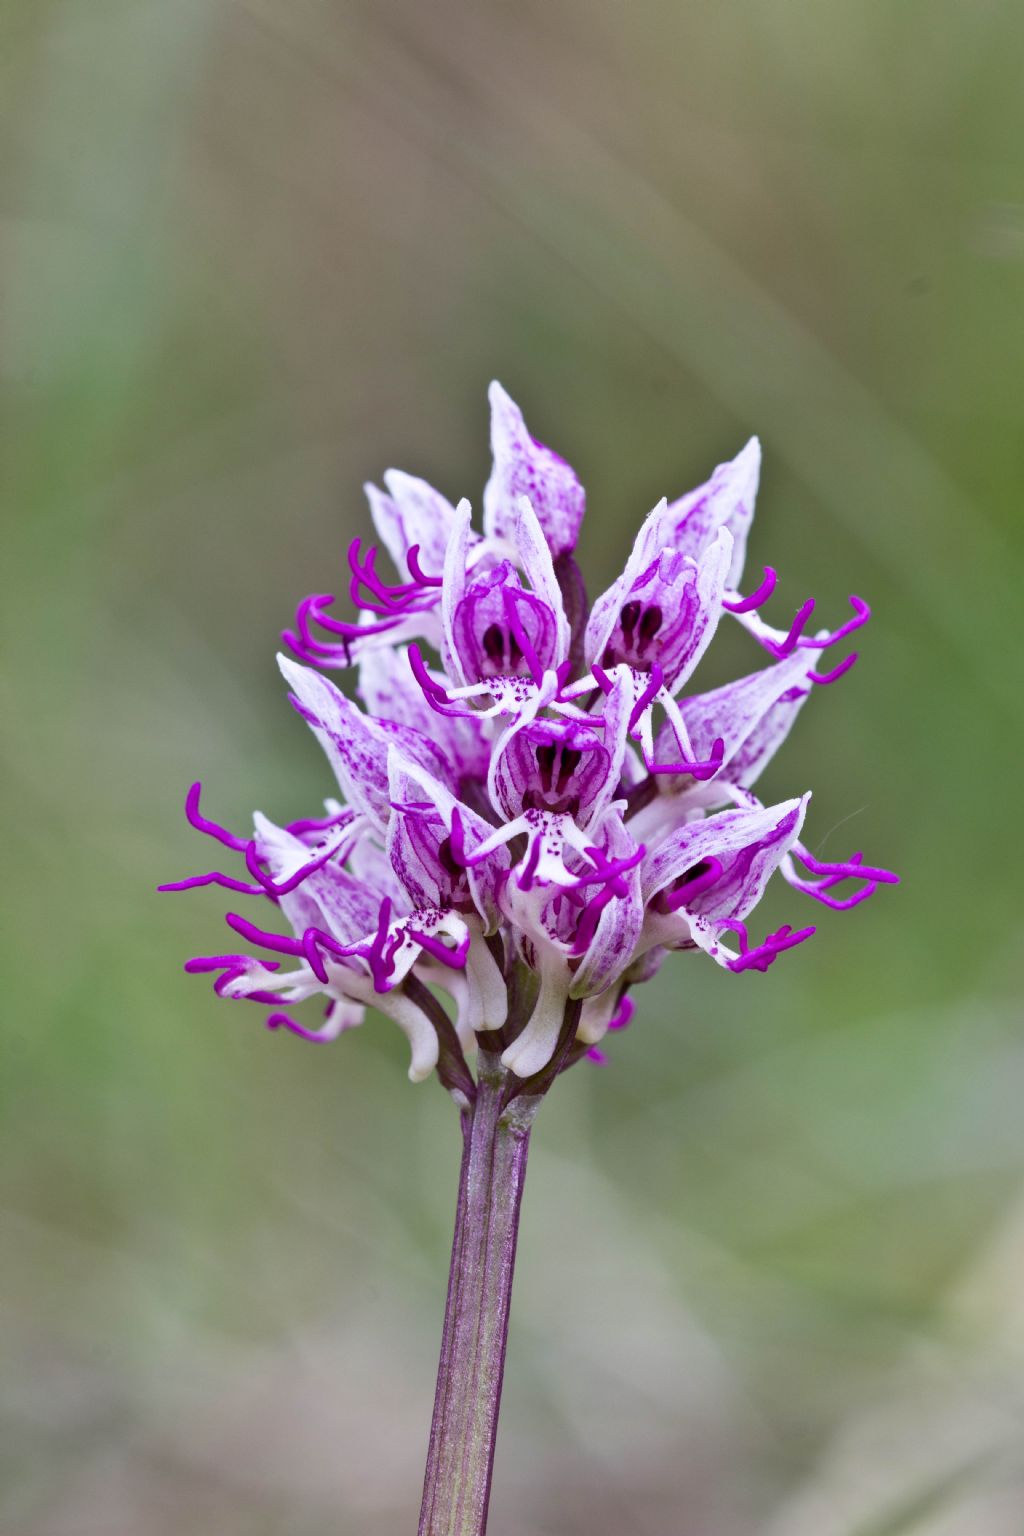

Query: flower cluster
left=165, top=384, right=897, bottom=1093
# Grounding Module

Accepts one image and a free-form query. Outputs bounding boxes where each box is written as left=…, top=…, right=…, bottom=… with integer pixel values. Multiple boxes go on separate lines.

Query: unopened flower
left=164, top=384, right=897, bottom=1088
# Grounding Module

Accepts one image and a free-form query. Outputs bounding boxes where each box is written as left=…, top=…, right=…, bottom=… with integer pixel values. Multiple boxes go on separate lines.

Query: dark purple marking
left=448, top=807, right=470, bottom=868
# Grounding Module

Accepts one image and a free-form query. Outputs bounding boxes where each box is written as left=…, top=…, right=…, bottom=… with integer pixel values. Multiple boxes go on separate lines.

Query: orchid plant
left=164, top=384, right=897, bottom=1534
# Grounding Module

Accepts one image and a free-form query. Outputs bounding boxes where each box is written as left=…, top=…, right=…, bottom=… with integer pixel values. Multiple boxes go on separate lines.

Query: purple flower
left=166, top=385, right=897, bottom=1086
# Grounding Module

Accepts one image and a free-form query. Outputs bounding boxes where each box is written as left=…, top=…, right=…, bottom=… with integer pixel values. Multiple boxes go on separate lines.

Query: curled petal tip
left=722, top=565, right=777, bottom=614
left=767, top=598, right=816, bottom=658
left=726, top=922, right=816, bottom=973
left=809, top=652, right=858, bottom=685
left=798, top=593, right=872, bottom=651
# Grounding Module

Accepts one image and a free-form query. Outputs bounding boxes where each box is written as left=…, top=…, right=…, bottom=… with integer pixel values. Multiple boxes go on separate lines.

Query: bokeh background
left=3, top=2, right=1023, bottom=1532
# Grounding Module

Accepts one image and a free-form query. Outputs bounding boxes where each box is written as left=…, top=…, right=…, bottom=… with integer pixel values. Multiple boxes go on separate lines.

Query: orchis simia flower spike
left=163, top=381, right=897, bottom=1535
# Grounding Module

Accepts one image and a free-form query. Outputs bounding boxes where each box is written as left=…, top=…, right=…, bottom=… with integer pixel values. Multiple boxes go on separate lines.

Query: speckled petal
left=278, top=655, right=452, bottom=830
left=642, top=795, right=809, bottom=922
left=483, top=381, right=585, bottom=557
left=365, top=471, right=457, bottom=581
left=662, top=437, right=760, bottom=586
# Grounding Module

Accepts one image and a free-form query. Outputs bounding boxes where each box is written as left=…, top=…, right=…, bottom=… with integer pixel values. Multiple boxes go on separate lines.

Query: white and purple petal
left=654, top=647, right=817, bottom=794
left=584, top=497, right=669, bottom=669
left=642, top=795, right=809, bottom=926
left=566, top=811, right=646, bottom=1000
left=387, top=748, right=509, bottom=931
left=358, top=645, right=491, bottom=783
left=483, top=381, right=585, bottom=558
left=278, top=655, right=453, bottom=830
left=366, top=470, right=458, bottom=582
left=662, top=437, right=760, bottom=586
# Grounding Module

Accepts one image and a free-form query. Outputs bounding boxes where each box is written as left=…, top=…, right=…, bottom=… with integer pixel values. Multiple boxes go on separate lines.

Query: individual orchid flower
left=565, top=514, right=734, bottom=775
left=497, top=807, right=645, bottom=1078
left=386, top=749, right=510, bottom=1038
left=639, top=795, right=814, bottom=974
left=630, top=658, right=897, bottom=917
left=284, top=383, right=584, bottom=669
left=171, top=804, right=455, bottom=1082
left=654, top=436, right=872, bottom=672
left=465, top=663, right=633, bottom=889
left=621, top=645, right=820, bottom=846
left=408, top=493, right=571, bottom=721
left=164, top=384, right=897, bottom=1536
left=282, top=487, right=450, bottom=671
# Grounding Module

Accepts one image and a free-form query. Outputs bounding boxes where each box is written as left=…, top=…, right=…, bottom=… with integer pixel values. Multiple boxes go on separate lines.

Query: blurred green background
left=3, top=2, right=1022, bottom=1532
